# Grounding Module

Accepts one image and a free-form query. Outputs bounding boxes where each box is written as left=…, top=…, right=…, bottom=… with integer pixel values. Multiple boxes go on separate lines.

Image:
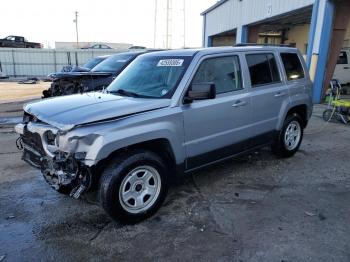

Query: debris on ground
left=17, top=78, right=39, bottom=84
left=305, top=211, right=316, bottom=217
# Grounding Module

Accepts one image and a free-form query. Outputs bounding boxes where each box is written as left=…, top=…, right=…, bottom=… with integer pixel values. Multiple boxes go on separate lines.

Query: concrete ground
left=0, top=104, right=350, bottom=262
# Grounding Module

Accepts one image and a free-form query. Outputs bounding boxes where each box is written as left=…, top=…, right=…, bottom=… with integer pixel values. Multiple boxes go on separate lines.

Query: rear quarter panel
left=276, top=50, right=313, bottom=130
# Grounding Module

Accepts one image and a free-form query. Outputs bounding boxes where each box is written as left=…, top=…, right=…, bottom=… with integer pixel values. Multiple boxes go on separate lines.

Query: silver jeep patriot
left=15, top=46, right=313, bottom=223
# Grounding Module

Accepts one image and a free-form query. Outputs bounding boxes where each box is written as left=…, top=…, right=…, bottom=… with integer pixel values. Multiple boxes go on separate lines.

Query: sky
left=0, top=0, right=216, bottom=49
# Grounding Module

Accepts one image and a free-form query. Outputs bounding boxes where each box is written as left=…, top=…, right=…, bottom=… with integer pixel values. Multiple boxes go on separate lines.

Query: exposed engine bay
left=15, top=114, right=92, bottom=198
left=42, top=73, right=114, bottom=98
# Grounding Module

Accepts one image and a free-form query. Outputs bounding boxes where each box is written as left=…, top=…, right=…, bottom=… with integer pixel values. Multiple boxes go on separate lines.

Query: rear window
left=337, top=51, right=348, bottom=65
left=91, top=53, right=136, bottom=73
left=246, top=53, right=280, bottom=87
left=280, top=53, right=305, bottom=81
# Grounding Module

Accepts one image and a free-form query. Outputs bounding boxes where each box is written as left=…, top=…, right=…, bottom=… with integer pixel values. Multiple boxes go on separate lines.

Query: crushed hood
left=49, top=71, right=113, bottom=79
left=24, top=92, right=171, bottom=131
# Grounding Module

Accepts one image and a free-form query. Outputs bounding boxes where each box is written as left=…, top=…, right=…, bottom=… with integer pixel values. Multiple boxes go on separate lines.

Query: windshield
left=83, top=57, right=107, bottom=69
left=107, top=56, right=191, bottom=98
left=91, top=53, right=136, bottom=73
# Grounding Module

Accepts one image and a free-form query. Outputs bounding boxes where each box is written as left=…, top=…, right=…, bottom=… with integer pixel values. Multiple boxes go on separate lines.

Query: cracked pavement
left=0, top=104, right=350, bottom=261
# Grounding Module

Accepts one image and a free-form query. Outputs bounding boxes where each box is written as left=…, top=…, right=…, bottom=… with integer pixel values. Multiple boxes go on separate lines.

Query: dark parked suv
left=43, top=51, right=146, bottom=97
left=15, top=46, right=313, bottom=223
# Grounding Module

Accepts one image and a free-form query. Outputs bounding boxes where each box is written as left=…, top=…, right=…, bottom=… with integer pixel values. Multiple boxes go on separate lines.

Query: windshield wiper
left=108, top=89, right=143, bottom=98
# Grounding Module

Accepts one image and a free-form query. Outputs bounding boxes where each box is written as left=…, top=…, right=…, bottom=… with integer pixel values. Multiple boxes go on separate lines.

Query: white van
left=333, top=49, right=350, bottom=85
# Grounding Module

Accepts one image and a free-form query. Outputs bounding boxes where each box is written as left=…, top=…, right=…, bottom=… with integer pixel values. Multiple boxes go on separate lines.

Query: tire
left=272, top=114, right=304, bottom=158
left=99, top=149, right=168, bottom=224
left=323, top=109, right=335, bottom=122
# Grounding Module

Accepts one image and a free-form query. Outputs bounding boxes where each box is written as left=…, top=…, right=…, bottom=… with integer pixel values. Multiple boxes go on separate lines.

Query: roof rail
left=234, top=43, right=294, bottom=47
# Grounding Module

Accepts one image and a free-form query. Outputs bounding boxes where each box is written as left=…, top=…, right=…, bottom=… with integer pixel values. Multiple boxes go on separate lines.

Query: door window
left=337, top=51, right=348, bottom=65
left=246, top=53, right=280, bottom=87
left=192, top=56, right=243, bottom=94
left=280, top=52, right=305, bottom=80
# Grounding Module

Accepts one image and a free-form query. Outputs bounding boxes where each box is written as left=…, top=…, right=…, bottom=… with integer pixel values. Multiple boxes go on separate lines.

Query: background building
left=55, top=42, right=132, bottom=49
left=201, top=0, right=350, bottom=103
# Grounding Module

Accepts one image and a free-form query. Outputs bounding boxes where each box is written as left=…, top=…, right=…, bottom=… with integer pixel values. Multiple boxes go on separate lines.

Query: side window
left=280, top=52, right=305, bottom=80
left=337, top=51, right=348, bottom=65
left=192, top=56, right=243, bottom=94
left=246, top=53, right=280, bottom=87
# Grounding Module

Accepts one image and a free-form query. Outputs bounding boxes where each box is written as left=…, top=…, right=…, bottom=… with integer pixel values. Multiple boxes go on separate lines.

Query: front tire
left=99, top=149, right=168, bottom=224
left=272, top=114, right=304, bottom=158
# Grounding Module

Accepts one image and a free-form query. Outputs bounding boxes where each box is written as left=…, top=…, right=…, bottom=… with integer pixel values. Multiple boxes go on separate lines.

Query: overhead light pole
left=183, top=0, right=186, bottom=48
left=73, top=11, right=79, bottom=48
left=154, top=0, right=157, bottom=48
left=165, top=0, right=172, bottom=49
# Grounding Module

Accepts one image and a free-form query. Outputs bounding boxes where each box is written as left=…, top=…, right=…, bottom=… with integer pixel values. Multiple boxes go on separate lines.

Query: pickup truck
left=0, top=35, right=42, bottom=48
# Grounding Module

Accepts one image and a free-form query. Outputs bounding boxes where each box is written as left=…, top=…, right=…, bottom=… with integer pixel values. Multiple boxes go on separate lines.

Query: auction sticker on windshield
left=157, top=59, right=184, bottom=67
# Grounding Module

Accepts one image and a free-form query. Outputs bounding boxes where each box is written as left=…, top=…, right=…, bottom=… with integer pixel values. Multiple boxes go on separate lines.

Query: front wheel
left=99, top=150, right=168, bottom=224
left=272, top=114, right=304, bottom=158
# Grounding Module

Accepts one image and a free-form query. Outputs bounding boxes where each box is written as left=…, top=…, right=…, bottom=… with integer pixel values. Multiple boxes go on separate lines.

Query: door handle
left=274, top=92, right=287, bottom=97
left=232, top=100, right=247, bottom=107
left=344, top=67, right=350, bottom=69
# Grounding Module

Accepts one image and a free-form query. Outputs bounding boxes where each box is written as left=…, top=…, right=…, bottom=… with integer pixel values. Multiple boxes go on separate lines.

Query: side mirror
left=185, top=83, right=216, bottom=103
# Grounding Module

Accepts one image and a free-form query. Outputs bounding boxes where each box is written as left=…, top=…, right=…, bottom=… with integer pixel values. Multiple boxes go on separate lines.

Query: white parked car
left=333, top=49, right=350, bottom=85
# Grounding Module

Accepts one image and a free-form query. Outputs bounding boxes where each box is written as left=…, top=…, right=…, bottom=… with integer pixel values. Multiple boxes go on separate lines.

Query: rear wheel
left=323, top=109, right=334, bottom=122
left=272, top=114, right=304, bottom=158
left=322, top=109, right=339, bottom=123
left=99, top=149, right=168, bottom=224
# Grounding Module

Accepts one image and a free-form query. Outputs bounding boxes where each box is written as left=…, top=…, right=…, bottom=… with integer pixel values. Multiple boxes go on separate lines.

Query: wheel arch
left=94, top=138, right=178, bottom=179
left=277, top=103, right=309, bottom=130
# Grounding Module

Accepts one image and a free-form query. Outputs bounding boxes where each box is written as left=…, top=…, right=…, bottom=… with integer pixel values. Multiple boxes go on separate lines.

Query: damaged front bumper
left=15, top=122, right=92, bottom=199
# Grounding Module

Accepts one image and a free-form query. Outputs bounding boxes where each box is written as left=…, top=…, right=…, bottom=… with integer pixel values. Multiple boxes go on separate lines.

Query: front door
left=182, top=55, right=252, bottom=170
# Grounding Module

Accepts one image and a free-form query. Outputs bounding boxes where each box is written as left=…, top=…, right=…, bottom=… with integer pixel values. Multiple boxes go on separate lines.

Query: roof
left=141, top=48, right=204, bottom=57
left=140, top=46, right=298, bottom=58
left=201, top=0, right=229, bottom=15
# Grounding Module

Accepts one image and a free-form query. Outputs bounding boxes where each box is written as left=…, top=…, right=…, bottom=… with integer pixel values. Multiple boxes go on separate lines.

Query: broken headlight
left=44, top=130, right=56, bottom=146
left=43, top=130, right=60, bottom=156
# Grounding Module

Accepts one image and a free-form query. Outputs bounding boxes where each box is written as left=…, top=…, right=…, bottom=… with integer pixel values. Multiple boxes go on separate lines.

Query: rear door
left=245, top=52, right=287, bottom=146
left=333, top=50, right=350, bottom=84
left=182, top=54, right=252, bottom=170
